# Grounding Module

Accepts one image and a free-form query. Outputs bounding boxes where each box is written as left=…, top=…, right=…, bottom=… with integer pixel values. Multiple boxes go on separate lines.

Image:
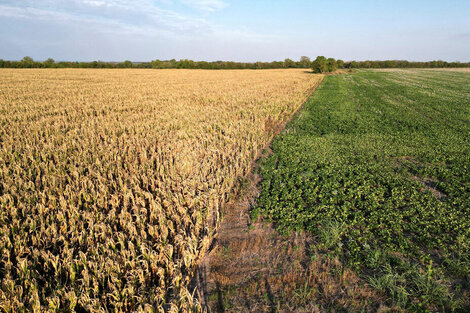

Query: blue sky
left=1, top=0, right=469, bottom=62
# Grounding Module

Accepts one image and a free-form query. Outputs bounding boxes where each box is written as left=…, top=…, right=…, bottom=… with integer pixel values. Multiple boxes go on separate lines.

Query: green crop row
left=253, top=70, right=470, bottom=312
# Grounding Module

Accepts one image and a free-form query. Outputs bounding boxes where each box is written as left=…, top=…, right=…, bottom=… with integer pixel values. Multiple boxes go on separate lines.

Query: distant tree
left=362, top=60, right=372, bottom=68
left=176, top=59, right=195, bottom=69
left=151, top=59, right=162, bottom=69
left=383, top=60, right=394, bottom=68
left=326, top=58, right=337, bottom=72
left=312, top=56, right=327, bottom=73
left=284, top=58, right=296, bottom=68
left=4, top=57, right=467, bottom=70
left=90, top=61, right=106, bottom=68
left=436, top=60, right=446, bottom=68
left=44, top=58, right=55, bottom=67
left=349, top=61, right=359, bottom=68
left=299, top=56, right=311, bottom=68
left=397, top=60, right=410, bottom=68
left=21, top=56, right=34, bottom=68
left=254, top=61, right=263, bottom=69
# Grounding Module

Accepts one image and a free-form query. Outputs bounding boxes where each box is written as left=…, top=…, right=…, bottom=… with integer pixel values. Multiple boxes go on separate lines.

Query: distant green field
left=253, top=70, right=470, bottom=311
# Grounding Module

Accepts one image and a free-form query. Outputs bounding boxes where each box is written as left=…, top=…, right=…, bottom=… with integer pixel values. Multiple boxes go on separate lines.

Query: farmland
left=253, top=69, right=470, bottom=311
left=0, top=69, right=322, bottom=312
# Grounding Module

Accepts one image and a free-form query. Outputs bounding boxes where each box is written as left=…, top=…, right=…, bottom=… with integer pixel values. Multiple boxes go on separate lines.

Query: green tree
left=284, top=58, right=296, bottom=68
left=312, top=56, right=327, bottom=73
left=151, top=59, right=162, bottom=69
left=336, top=59, right=344, bottom=69
left=44, top=58, right=55, bottom=67
left=21, top=56, right=34, bottom=68
left=123, top=60, right=133, bottom=68
left=349, top=61, right=359, bottom=68
left=362, top=60, right=372, bottom=68
left=326, top=58, right=337, bottom=72
left=299, top=56, right=311, bottom=68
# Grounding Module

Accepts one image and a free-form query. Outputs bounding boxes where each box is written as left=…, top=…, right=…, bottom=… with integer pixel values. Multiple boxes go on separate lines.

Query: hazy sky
left=1, top=0, right=469, bottom=62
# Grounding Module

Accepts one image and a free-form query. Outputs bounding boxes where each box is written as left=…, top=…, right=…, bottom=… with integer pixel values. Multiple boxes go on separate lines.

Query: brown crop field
left=0, top=69, right=322, bottom=312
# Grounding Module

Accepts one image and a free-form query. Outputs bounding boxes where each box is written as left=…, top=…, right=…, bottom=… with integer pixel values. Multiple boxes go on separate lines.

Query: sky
left=1, top=0, right=469, bottom=62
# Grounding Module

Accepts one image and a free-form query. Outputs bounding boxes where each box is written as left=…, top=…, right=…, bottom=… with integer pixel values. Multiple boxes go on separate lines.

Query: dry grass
left=0, top=69, right=322, bottom=312
left=205, top=228, right=382, bottom=313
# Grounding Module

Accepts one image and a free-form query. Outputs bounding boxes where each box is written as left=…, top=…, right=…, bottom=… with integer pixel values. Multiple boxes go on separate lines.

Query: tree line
left=1, top=56, right=469, bottom=70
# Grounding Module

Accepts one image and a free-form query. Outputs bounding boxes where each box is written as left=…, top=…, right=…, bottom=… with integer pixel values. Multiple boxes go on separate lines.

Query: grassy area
left=253, top=70, right=470, bottom=312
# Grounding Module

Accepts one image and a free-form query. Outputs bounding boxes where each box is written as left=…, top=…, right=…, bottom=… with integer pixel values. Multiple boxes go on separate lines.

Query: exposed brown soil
left=412, top=175, right=447, bottom=200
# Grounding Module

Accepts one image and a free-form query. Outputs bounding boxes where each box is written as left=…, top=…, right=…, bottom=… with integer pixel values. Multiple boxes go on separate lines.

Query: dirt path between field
left=190, top=76, right=384, bottom=313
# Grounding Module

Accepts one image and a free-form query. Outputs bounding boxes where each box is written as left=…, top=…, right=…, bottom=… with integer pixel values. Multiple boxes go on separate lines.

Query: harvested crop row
left=0, top=69, right=322, bottom=312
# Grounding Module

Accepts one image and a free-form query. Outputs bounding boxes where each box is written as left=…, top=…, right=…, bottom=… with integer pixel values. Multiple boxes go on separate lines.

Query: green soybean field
left=253, top=69, right=470, bottom=312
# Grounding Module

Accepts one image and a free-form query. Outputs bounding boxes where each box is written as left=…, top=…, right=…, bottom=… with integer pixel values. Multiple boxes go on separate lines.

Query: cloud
left=0, top=0, right=283, bottom=62
left=180, top=0, right=228, bottom=12
left=0, top=0, right=213, bottom=35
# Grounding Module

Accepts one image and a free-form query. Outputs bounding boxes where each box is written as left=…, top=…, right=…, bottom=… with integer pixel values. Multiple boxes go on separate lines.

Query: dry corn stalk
left=0, top=68, right=323, bottom=312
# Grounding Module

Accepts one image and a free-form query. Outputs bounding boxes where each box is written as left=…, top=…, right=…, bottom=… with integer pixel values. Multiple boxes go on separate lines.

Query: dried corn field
left=0, top=69, right=323, bottom=312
